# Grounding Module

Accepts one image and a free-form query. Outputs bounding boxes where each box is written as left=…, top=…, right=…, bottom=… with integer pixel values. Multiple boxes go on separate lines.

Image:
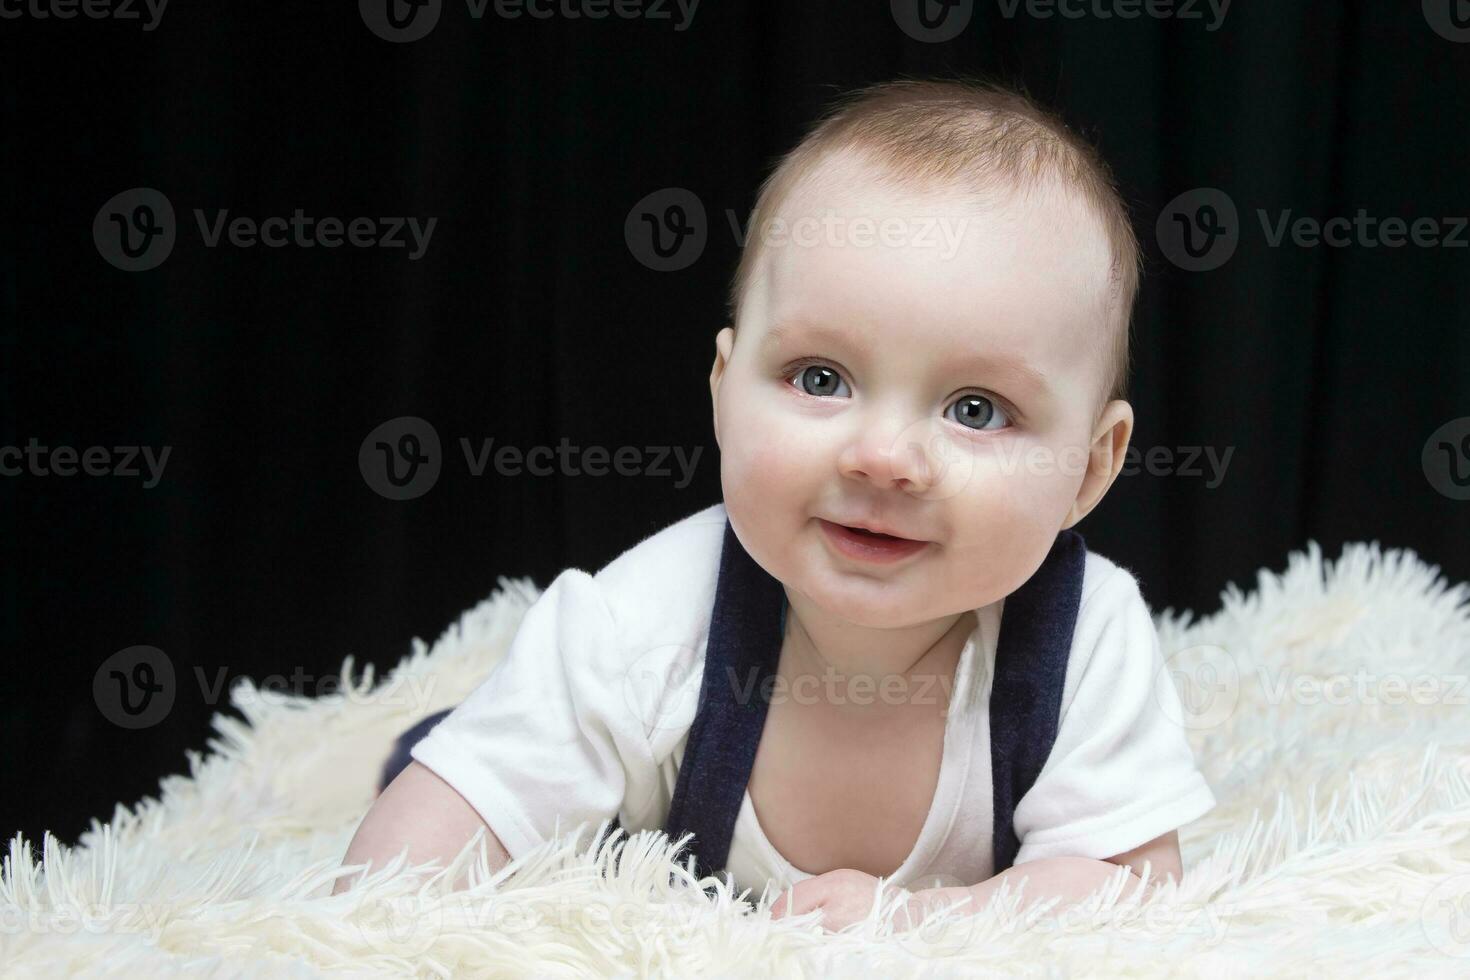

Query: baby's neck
left=778, top=595, right=975, bottom=713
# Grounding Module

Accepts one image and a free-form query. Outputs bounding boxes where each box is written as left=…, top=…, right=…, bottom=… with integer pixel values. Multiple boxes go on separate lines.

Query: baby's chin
left=780, top=556, right=966, bottom=628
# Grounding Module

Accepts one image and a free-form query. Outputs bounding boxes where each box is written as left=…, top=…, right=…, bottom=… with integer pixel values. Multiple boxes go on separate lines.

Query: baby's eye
left=947, top=394, right=1011, bottom=431
left=790, top=364, right=852, bottom=398
left=787, top=364, right=1012, bottom=431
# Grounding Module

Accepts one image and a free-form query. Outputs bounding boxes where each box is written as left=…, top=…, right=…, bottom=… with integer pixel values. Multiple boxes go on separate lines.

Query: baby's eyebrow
left=761, top=319, right=847, bottom=353
left=762, top=319, right=1051, bottom=397
left=946, top=350, right=1051, bottom=396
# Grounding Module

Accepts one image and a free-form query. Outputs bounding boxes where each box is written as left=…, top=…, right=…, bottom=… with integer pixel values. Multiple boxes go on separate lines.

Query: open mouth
left=818, top=519, right=929, bottom=563
left=843, top=525, right=908, bottom=541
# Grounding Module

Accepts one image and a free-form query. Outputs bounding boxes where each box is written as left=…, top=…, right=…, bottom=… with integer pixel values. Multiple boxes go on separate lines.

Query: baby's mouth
left=843, top=525, right=907, bottom=541
left=818, top=519, right=931, bottom=563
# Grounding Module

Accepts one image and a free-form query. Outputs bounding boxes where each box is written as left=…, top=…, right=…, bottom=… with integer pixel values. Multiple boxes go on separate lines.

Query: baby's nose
left=837, top=418, right=940, bottom=493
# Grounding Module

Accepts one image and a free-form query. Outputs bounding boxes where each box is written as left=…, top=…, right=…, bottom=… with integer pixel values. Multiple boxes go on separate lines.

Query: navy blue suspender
left=661, top=517, right=1087, bottom=881
left=986, top=528, right=1087, bottom=872
left=660, top=519, right=787, bottom=877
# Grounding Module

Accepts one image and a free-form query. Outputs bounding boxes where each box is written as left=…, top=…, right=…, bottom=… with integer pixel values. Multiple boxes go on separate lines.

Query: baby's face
left=710, top=152, right=1130, bottom=628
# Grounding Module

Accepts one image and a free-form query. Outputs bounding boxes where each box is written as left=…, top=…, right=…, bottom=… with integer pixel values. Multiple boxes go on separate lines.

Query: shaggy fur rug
left=5, top=539, right=1470, bottom=978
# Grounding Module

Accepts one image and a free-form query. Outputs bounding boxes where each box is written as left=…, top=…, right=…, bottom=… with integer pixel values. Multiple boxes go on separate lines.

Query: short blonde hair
left=727, top=76, right=1141, bottom=414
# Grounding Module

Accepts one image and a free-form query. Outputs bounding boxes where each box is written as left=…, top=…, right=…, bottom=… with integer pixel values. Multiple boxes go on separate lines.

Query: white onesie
left=410, top=500, right=1217, bottom=895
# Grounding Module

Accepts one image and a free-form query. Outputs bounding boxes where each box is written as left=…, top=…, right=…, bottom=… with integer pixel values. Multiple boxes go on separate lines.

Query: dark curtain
left=5, top=0, right=1468, bottom=850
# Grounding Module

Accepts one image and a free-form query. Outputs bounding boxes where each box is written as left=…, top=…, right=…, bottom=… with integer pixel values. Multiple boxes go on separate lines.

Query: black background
left=4, top=0, right=1468, bottom=853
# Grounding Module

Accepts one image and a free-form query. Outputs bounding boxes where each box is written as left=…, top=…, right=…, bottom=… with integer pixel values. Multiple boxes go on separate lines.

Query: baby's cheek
left=949, top=449, right=1072, bottom=577
left=977, top=439, right=1084, bottom=518
left=723, top=406, right=814, bottom=485
left=718, top=418, right=812, bottom=533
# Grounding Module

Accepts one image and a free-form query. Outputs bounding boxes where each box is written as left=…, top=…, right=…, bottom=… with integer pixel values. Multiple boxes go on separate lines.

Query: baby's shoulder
left=589, top=499, right=729, bottom=657
left=1053, top=546, right=1157, bottom=712
left=1078, top=547, right=1145, bottom=614
left=581, top=501, right=728, bottom=743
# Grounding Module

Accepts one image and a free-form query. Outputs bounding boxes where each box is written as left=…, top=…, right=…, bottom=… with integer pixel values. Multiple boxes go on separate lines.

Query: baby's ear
left=1063, top=400, right=1134, bottom=529
left=709, top=326, right=736, bottom=445
left=713, top=325, right=735, bottom=368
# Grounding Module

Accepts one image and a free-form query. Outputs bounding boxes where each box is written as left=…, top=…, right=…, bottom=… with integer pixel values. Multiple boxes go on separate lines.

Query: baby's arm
left=332, top=761, right=511, bottom=895
left=957, top=828, right=1182, bottom=911
left=773, top=834, right=1178, bottom=932
left=331, top=566, right=639, bottom=899
left=893, top=855, right=1153, bottom=927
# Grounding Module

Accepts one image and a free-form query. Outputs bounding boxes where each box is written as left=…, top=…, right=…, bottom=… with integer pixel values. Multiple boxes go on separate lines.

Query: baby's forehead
left=770, top=149, right=1112, bottom=290
left=767, top=153, right=1110, bottom=305
left=774, top=146, right=1088, bottom=229
left=752, top=150, right=1112, bottom=382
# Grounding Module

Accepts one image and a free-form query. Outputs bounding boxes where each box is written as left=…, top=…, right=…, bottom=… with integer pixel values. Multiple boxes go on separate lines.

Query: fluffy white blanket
left=5, top=540, right=1470, bottom=978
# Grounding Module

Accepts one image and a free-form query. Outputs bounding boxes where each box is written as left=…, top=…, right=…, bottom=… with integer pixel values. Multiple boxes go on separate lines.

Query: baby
left=335, top=77, right=1216, bottom=932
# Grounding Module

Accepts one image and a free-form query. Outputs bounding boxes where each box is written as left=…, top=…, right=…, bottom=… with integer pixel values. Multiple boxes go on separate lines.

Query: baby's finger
left=770, top=883, right=822, bottom=919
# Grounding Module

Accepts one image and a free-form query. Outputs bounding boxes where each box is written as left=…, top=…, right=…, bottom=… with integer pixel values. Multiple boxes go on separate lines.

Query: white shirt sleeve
left=1012, top=566, right=1217, bottom=866
left=409, top=567, right=651, bottom=860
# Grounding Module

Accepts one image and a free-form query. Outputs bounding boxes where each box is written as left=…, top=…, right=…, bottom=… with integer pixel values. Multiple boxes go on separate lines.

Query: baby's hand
left=768, top=868, right=890, bottom=932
